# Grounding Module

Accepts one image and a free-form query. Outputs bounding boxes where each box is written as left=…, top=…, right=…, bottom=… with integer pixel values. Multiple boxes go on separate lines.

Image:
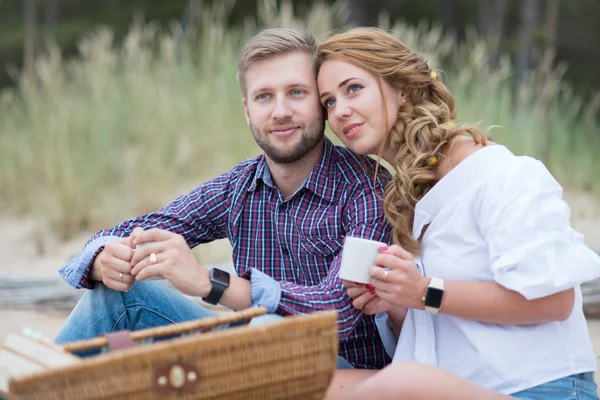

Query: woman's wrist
left=411, top=276, right=431, bottom=310
left=386, top=306, right=408, bottom=335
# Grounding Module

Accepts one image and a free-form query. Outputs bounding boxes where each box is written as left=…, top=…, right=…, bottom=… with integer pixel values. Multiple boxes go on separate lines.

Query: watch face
left=211, top=268, right=230, bottom=286
left=425, top=287, right=444, bottom=308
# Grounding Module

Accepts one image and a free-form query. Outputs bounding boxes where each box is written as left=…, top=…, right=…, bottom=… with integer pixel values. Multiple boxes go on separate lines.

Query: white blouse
left=376, top=145, right=600, bottom=394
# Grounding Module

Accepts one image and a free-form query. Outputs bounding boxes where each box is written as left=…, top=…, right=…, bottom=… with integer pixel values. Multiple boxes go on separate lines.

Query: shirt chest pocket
left=297, top=213, right=344, bottom=257
left=299, top=235, right=344, bottom=257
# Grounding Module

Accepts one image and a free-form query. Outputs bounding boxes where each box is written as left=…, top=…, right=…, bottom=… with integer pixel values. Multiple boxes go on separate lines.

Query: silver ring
left=119, top=272, right=123, bottom=282
left=382, top=268, right=390, bottom=281
left=150, top=252, right=157, bottom=264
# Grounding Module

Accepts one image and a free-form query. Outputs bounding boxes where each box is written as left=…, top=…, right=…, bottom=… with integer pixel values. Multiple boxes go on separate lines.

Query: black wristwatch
left=423, top=277, right=445, bottom=314
left=203, top=268, right=230, bottom=305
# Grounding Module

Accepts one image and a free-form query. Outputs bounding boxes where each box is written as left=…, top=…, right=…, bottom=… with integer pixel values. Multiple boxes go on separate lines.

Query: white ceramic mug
left=338, top=236, right=387, bottom=284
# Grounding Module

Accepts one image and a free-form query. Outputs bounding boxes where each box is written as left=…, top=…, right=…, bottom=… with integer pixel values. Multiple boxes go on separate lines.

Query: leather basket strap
left=105, top=330, right=136, bottom=352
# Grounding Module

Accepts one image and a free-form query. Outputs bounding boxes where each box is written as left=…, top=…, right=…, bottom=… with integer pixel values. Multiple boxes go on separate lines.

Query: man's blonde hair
left=237, top=28, right=317, bottom=96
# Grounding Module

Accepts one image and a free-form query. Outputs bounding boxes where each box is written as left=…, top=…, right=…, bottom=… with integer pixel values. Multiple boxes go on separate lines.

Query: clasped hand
left=95, top=227, right=210, bottom=297
left=343, top=245, right=430, bottom=314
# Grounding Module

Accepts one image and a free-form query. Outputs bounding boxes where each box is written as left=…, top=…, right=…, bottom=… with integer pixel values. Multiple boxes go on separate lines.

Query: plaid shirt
left=59, top=138, right=392, bottom=369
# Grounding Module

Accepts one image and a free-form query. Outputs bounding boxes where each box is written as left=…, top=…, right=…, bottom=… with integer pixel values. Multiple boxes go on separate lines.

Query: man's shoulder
left=330, top=145, right=389, bottom=191
left=195, top=155, right=263, bottom=193
left=230, top=155, right=262, bottom=174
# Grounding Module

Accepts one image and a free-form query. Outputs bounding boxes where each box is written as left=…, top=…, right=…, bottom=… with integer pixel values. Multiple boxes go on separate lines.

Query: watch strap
left=203, top=270, right=230, bottom=305
left=428, top=277, right=444, bottom=290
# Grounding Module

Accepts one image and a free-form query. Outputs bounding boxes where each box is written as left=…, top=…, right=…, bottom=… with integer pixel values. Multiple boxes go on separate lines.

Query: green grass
left=0, top=0, right=598, bottom=244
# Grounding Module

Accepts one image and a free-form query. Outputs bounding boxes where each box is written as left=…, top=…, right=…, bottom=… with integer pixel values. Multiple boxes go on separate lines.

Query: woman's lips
left=343, top=122, right=364, bottom=139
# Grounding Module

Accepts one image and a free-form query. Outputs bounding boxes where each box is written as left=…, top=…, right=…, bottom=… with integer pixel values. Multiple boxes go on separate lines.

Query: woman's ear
left=399, top=92, right=407, bottom=105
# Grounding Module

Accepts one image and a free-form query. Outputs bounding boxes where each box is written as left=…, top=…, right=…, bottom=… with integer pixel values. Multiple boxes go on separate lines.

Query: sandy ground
left=1, top=189, right=600, bottom=385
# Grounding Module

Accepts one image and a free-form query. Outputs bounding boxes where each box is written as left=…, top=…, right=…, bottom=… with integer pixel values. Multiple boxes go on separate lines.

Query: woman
left=317, top=27, right=600, bottom=400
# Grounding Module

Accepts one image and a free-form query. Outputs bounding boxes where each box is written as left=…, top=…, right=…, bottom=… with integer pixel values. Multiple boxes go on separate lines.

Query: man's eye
left=291, top=89, right=304, bottom=96
left=257, top=93, right=270, bottom=100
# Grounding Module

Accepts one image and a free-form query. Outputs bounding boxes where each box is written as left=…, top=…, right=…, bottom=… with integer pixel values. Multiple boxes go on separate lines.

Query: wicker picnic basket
left=8, top=307, right=339, bottom=400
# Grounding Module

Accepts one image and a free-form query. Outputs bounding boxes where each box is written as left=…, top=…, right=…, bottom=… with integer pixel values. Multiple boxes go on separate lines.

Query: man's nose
left=271, top=98, right=293, bottom=120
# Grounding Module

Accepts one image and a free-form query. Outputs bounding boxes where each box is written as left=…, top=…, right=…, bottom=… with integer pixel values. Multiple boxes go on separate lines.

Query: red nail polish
left=370, top=289, right=376, bottom=294
left=366, top=284, right=374, bottom=290
left=378, top=247, right=388, bottom=253
left=354, top=282, right=363, bottom=286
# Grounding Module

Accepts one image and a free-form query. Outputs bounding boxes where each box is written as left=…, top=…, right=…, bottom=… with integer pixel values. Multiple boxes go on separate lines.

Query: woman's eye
left=348, top=84, right=362, bottom=94
left=324, top=98, right=335, bottom=108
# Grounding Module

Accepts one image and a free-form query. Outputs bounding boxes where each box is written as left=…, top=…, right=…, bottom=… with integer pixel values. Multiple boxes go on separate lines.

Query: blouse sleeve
left=479, top=156, right=600, bottom=300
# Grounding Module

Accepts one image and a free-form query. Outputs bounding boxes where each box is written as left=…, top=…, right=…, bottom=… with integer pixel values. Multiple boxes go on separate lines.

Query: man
left=56, top=28, right=391, bottom=370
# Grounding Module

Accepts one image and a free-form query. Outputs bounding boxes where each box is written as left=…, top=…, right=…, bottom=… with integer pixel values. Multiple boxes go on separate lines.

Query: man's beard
left=250, top=118, right=325, bottom=164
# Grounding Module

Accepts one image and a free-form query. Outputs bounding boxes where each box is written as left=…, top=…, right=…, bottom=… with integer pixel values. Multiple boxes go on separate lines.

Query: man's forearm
left=219, top=276, right=252, bottom=311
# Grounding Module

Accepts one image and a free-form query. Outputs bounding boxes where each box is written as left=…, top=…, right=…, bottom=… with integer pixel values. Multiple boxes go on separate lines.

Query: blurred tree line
left=1, top=0, right=599, bottom=99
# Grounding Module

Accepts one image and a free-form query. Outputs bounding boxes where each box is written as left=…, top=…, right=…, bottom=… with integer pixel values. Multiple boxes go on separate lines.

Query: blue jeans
left=512, top=372, right=599, bottom=400
left=55, top=281, right=354, bottom=369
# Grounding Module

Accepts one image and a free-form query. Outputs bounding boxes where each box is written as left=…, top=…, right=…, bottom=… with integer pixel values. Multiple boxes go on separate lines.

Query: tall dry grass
left=0, top=0, right=598, bottom=247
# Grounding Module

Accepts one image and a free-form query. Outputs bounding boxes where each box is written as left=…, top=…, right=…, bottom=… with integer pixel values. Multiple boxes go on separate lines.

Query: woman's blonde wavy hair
left=317, top=27, right=487, bottom=256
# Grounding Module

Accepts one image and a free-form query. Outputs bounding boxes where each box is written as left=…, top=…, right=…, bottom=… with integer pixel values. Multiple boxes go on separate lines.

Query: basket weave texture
left=8, top=307, right=339, bottom=400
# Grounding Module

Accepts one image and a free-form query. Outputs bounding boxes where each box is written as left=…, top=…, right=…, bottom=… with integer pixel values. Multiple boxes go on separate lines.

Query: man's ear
left=242, top=98, right=250, bottom=126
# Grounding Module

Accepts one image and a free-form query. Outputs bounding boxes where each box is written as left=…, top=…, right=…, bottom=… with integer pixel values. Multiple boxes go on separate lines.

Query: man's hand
left=90, top=237, right=136, bottom=292
left=129, top=228, right=212, bottom=297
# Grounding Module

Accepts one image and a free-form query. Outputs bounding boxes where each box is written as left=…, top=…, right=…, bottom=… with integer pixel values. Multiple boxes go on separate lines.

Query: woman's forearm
left=387, top=306, right=408, bottom=334
left=438, top=280, right=574, bottom=325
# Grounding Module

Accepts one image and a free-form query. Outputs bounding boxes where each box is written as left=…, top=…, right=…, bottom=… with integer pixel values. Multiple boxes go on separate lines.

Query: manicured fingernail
left=354, top=282, right=362, bottom=286
left=366, top=284, right=374, bottom=290
left=378, top=247, right=388, bottom=253
left=370, top=289, right=376, bottom=294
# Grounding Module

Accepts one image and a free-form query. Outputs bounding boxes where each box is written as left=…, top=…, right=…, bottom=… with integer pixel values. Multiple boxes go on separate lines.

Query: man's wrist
left=198, top=267, right=213, bottom=298
left=89, top=256, right=103, bottom=282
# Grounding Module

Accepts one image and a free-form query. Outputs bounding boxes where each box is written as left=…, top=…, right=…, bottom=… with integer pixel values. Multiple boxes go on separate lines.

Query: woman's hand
left=369, top=245, right=430, bottom=310
left=343, top=280, right=395, bottom=315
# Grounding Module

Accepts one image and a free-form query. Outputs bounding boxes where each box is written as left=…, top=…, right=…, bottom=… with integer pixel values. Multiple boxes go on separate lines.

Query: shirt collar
left=301, top=137, right=337, bottom=203
left=247, top=155, right=270, bottom=192
left=247, top=137, right=338, bottom=203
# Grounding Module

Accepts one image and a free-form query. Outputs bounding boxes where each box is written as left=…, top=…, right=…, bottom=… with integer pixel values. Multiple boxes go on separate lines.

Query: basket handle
left=62, top=306, right=267, bottom=353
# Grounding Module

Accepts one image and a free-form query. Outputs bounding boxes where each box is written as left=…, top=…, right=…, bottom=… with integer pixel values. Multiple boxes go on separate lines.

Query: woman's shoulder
left=449, top=137, right=496, bottom=164
left=437, top=137, right=492, bottom=179
left=479, top=148, right=562, bottom=204
left=442, top=138, right=561, bottom=201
